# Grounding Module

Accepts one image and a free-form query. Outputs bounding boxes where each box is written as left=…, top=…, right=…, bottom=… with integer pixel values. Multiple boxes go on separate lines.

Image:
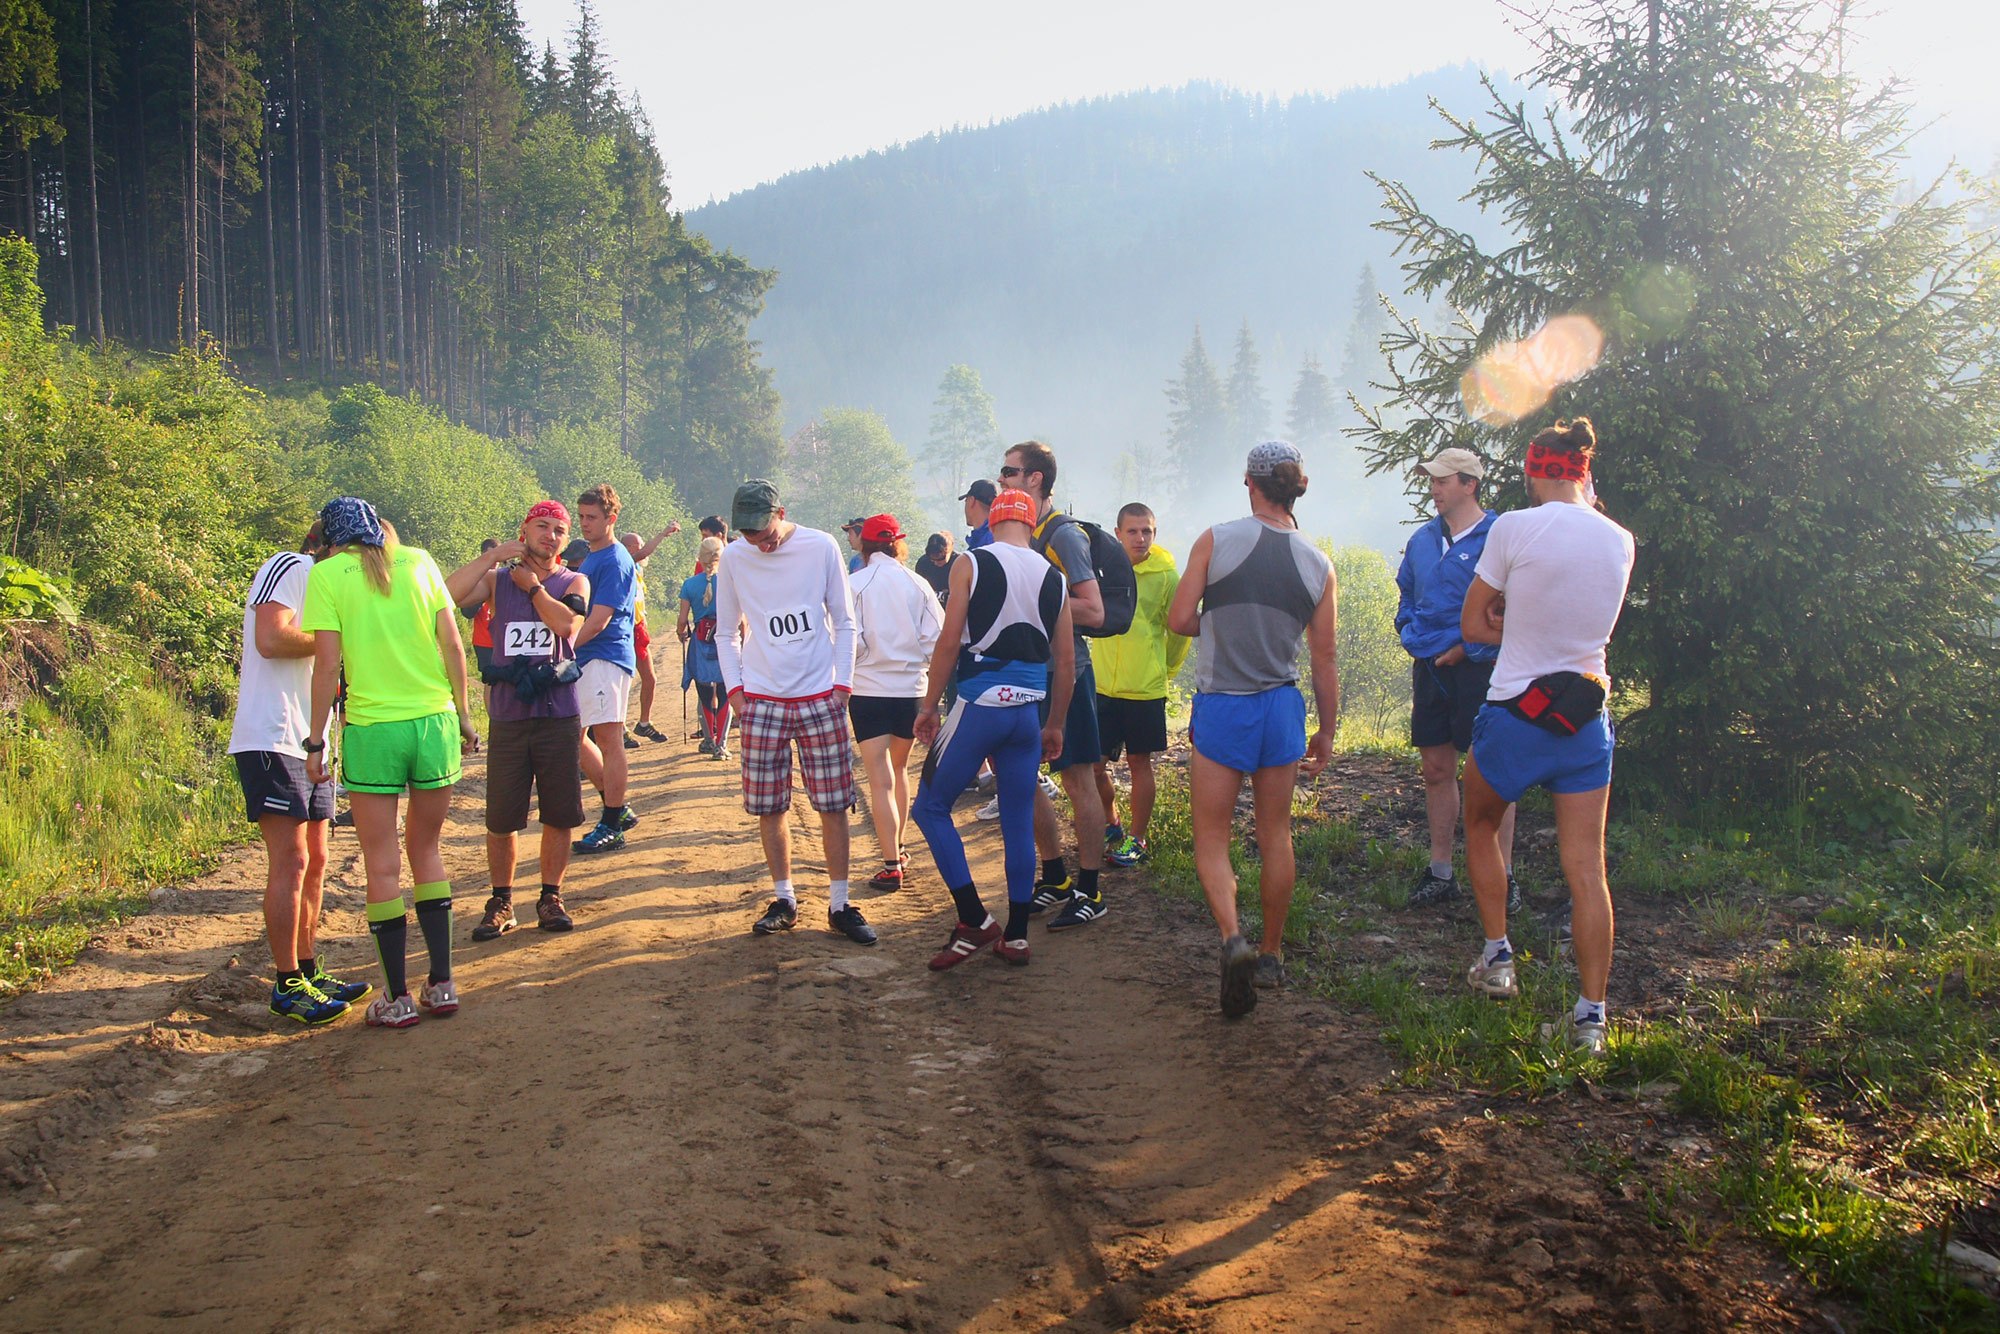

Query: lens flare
left=1458, top=313, right=1606, bottom=426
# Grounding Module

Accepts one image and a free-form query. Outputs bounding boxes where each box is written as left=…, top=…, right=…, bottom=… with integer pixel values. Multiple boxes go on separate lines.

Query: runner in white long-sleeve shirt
left=715, top=478, right=873, bottom=944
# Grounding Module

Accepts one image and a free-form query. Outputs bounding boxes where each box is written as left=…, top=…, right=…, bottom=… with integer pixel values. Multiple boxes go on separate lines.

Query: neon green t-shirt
left=301, top=545, right=456, bottom=726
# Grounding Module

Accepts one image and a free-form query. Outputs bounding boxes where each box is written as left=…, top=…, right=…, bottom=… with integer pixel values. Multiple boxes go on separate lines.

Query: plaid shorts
left=738, top=691, right=857, bottom=816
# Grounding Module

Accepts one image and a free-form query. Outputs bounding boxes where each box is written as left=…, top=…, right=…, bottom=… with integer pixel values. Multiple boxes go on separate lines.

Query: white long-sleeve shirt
left=849, top=553, right=945, bottom=697
left=715, top=525, right=857, bottom=700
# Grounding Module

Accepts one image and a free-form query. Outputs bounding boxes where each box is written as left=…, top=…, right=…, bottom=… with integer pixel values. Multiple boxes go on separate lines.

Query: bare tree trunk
left=185, top=0, right=199, bottom=345
left=289, top=0, right=308, bottom=363
left=390, top=111, right=407, bottom=394
left=369, top=129, right=385, bottom=377
left=83, top=0, right=105, bottom=347
left=264, top=127, right=280, bottom=369
left=316, top=72, right=331, bottom=376
left=215, top=134, right=227, bottom=359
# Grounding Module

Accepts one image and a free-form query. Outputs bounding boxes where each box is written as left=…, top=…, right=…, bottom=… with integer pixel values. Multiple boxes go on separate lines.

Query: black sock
left=604, top=804, right=626, bottom=826
left=297, top=956, right=316, bottom=977
left=415, top=898, right=452, bottom=986
left=490, top=885, right=513, bottom=903
left=1005, top=904, right=1032, bottom=940
left=369, top=915, right=409, bottom=999
left=539, top=883, right=561, bottom=901
left=1041, top=857, right=1066, bottom=885
left=948, top=882, right=987, bottom=928
left=277, top=967, right=303, bottom=985
left=1077, top=867, right=1100, bottom=898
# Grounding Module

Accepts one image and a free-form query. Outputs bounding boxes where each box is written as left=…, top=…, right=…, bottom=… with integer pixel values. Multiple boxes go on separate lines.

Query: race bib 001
left=761, top=607, right=821, bottom=645
left=503, top=621, right=556, bottom=659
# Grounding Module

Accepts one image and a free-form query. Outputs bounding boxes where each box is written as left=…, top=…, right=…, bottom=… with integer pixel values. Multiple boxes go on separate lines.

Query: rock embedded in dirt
left=1507, top=1238, right=1555, bottom=1276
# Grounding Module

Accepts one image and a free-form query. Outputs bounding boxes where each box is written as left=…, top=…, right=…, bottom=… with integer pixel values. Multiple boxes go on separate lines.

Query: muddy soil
left=0, top=736, right=1826, bottom=1330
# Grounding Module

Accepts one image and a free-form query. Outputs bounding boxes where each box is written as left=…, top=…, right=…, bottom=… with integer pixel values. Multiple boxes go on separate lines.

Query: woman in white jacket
left=848, top=514, right=945, bottom=890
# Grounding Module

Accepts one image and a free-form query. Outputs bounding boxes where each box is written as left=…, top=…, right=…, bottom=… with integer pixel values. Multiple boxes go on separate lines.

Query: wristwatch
left=303, top=738, right=326, bottom=753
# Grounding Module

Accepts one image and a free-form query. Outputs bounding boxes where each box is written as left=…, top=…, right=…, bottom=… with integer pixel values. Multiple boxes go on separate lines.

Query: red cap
left=860, top=514, right=905, bottom=543
left=987, top=489, right=1038, bottom=528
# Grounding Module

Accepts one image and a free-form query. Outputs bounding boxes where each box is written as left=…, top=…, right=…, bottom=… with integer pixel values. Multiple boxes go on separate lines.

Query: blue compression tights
left=911, top=700, right=1041, bottom=904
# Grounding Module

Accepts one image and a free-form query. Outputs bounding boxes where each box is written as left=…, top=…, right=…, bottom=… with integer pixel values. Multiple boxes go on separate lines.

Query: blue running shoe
left=270, top=977, right=348, bottom=1026
left=573, top=822, right=625, bottom=854
left=306, top=963, right=372, bottom=1006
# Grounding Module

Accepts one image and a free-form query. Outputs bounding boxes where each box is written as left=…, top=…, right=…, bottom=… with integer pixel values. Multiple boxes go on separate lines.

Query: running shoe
left=616, top=806, right=639, bottom=831
left=331, top=809, right=354, bottom=830
left=1220, top=935, right=1258, bottom=1018
left=697, top=736, right=716, bottom=756
left=974, top=796, right=1001, bottom=821
left=1038, top=773, right=1062, bottom=800
left=1107, top=836, right=1148, bottom=868
left=418, top=977, right=459, bottom=1016
left=634, top=721, right=668, bottom=743
left=573, top=822, right=625, bottom=854
left=928, top=919, right=1001, bottom=970
left=828, top=905, right=878, bottom=945
left=1466, top=948, right=1519, bottom=1000
left=622, top=730, right=640, bottom=750
left=867, top=862, right=904, bottom=891
left=712, top=745, right=730, bottom=762
left=536, top=893, right=574, bottom=932
left=752, top=898, right=797, bottom=935
left=1568, top=1017, right=1609, bottom=1057
left=1406, top=868, right=1459, bottom=908
left=1548, top=902, right=1573, bottom=955
left=1253, top=953, right=1285, bottom=990
left=975, top=769, right=997, bottom=794
left=1046, top=889, right=1106, bottom=931
left=305, top=962, right=372, bottom=1005
left=269, top=977, right=347, bottom=1026
left=364, top=993, right=420, bottom=1029
left=1104, top=823, right=1125, bottom=850
left=1507, top=875, right=1525, bottom=915
left=994, top=936, right=1031, bottom=966
left=1027, top=874, right=1073, bottom=915
left=471, top=895, right=517, bottom=941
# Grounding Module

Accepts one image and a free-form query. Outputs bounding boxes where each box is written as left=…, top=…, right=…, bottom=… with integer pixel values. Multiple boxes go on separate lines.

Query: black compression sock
left=948, top=882, right=987, bottom=928
left=1041, top=857, right=1067, bottom=885
left=277, top=967, right=303, bottom=985
left=368, top=913, right=409, bottom=999
left=415, top=896, right=453, bottom=986
left=604, top=804, right=626, bottom=826
left=297, top=956, right=316, bottom=977
left=1077, top=867, right=1100, bottom=898
left=1005, top=904, right=1032, bottom=940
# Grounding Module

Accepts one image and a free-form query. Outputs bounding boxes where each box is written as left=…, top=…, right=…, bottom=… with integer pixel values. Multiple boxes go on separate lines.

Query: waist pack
left=1031, top=512, right=1137, bottom=638
left=1502, top=671, right=1607, bottom=736
left=481, top=657, right=583, bottom=703
left=693, top=616, right=717, bottom=644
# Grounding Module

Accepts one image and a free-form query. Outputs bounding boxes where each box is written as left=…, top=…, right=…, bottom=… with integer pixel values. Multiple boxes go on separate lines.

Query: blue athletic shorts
left=1189, top=686, right=1307, bottom=773
left=1469, top=703, right=1614, bottom=804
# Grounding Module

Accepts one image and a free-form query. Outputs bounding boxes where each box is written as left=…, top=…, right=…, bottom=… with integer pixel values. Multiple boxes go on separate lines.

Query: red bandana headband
left=1524, top=440, right=1591, bottom=482
left=524, top=500, right=571, bottom=528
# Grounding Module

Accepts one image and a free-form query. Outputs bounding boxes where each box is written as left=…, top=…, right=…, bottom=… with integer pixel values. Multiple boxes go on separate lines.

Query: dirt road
left=0, top=738, right=1804, bottom=1329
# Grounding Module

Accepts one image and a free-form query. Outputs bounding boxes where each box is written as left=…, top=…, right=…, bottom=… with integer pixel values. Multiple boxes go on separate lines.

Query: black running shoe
left=1027, top=875, right=1073, bottom=916
left=1506, top=875, right=1525, bottom=916
left=752, top=898, right=798, bottom=935
left=827, top=905, right=878, bottom=945
left=1406, top=868, right=1459, bottom=908
left=1045, top=889, right=1105, bottom=931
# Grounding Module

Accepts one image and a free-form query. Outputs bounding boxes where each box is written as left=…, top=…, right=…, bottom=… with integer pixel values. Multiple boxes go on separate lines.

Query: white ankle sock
left=829, top=879, right=850, bottom=913
left=772, top=878, right=795, bottom=904
left=1574, top=995, right=1606, bottom=1025
left=1481, top=936, right=1512, bottom=966
left=1430, top=859, right=1454, bottom=880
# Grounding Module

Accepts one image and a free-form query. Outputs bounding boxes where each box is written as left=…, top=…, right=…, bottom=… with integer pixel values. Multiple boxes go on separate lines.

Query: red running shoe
left=928, top=920, right=1001, bottom=971
left=994, top=937, right=1030, bottom=966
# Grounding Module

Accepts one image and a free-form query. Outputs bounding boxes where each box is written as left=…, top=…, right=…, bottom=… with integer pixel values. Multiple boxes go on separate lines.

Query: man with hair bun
left=1458, top=416, right=1635, bottom=1055
left=1168, top=442, right=1338, bottom=1018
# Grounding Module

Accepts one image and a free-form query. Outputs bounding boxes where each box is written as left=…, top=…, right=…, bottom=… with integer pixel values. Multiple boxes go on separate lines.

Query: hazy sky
left=516, top=0, right=2000, bottom=207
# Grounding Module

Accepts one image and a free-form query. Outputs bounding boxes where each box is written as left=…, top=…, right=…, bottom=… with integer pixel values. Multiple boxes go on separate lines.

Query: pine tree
left=1223, top=318, right=1268, bottom=448
left=924, top=362, right=1000, bottom=499
left=1285, top=353, right=1338, bottom=450
left=1337, top=263, right=1387, bottom=388
left=1349, top=0, right=2000, bottom=801
left=1163, top=323, right=1225, bottom=496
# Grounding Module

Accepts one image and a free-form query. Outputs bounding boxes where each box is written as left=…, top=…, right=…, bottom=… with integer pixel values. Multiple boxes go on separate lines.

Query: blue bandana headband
left=320, top=497, right=385, bottom=548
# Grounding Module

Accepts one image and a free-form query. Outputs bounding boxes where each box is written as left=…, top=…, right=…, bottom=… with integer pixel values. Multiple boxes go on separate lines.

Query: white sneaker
left=1465, top=949, right=1519, bottom=1000
left=418, top=978, right=459, bottom=1016
left=1038, top=773, right=1062, bottom=800
left=1568, top=1017, right=1609, bottom=1056
left=975, top=796, right=1001, bottom=821
left=365, top=993, right=420, bottom=1028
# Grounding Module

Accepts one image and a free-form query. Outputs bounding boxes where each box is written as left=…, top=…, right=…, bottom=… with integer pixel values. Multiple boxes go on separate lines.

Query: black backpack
left=1031, top=511, right=1137, bottom=639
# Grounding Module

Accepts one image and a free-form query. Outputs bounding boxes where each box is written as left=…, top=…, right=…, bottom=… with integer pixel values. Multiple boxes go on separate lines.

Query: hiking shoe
left=364, top=993, right=420, bottom=1029
left=1046, top=889, right=1106, bottom=931
left=634, top=721, right=667, bottom=743
left=994, top=936, right=1031, bottom=966
left=928, top=919, right=1001, bottom=970
left=867, top=863, right=904, bottom=891
left=471, top=896, right=517, bottom=941
left=697, top=736, right=716, bottom=755
left=1220, top=935, right=1258, bottom=1018
left=536, top=893, right=574, bottom=932
left=1507, top=875, right=1524, bottom=915
left=1466, top=948, right=1519, bottom=1000
left=1253, top=953, right=1284, bottom=990
left=1108, top=836, right=1147, bottom=868
left=975, top=795, right=1001, bottom=821
left=616, top=806, right=639, bottom=831
left=752, top=898, right=798, bottom=935
left=1407, top=869, right=1459, bottom=908
left=418, top=978, right=459, bottom=1016
left=622, top=730, right=641, bottom=750
left=573, top=822, right=625, bottom=854
left=305, top=963, right=371, bottom=1005
left=828, top=905, right=878, bottom=946
left=269, top=977, right=347, bottom=1026
left=1028, top=874, right=1074, bottom=915
left=1568, top=1017, right=1609, bottom=1057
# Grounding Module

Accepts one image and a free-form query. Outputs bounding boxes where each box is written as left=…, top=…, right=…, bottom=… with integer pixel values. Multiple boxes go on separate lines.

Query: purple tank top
left=488, top=567, right=582, bottom=722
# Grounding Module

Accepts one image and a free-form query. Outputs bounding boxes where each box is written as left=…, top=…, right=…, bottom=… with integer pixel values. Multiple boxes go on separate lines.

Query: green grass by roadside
left=1137, top=738, right=2000, bottom=1330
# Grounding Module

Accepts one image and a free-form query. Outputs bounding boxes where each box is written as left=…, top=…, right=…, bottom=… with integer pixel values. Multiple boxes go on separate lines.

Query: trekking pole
left=680, top=634, right=691, bottom=746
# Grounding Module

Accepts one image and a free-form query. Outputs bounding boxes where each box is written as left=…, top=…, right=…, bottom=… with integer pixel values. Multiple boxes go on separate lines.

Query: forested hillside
left=689, top=74, right=1517, bottom=548
left=0, top=0, right=779, bottom=518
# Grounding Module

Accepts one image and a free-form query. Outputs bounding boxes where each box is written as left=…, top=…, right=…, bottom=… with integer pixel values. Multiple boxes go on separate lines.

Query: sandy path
left=0, top=736, right=1793, bottom=1330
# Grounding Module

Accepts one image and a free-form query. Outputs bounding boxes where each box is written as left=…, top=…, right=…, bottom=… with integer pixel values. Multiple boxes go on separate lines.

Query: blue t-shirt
left=967, top=523, right=993, bottom=549
left=576, top=541, right=637, bottom=672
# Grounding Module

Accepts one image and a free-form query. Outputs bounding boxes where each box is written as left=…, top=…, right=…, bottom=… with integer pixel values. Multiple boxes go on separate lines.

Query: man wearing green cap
left=715, top=479, right=875, bottom=946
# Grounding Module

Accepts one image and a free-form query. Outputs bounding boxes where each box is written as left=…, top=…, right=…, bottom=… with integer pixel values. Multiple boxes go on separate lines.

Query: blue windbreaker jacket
left=1394, top=512, right=1498, bottom=663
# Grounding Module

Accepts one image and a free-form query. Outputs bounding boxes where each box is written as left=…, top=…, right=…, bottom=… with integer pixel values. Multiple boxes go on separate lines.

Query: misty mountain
left=689, top=72, right=1520, bottom=552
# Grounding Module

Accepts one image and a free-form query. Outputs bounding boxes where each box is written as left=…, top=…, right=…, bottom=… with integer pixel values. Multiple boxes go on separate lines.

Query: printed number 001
left=769, top=611, right=813, bottom=637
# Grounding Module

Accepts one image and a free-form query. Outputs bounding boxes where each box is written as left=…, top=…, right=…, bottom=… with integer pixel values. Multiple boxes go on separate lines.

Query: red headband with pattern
left=1524, top=441, right=1591, bottom=482
left=524, top=500, right=571, bottom=528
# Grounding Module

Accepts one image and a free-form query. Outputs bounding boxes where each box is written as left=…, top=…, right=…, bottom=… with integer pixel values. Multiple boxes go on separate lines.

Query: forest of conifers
left=0, top=0, right=781, bottom=513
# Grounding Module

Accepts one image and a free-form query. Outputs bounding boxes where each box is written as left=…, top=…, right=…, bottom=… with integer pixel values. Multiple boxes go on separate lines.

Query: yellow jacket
left=1094, top=545, right=1191, bottom=700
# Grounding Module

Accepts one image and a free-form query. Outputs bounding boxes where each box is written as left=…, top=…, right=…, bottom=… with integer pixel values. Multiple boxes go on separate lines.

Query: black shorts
left=233, top=751, right=335, bottom=824
left=1097, top=694, right=1168, bottom=760
left=486, top=715, right=586, bottom=833
left=849, top=694, right=918, bottom=743
left=1411, top=658, right=1495, bottom=753
left=1040, top=663, right=1101, bottom=773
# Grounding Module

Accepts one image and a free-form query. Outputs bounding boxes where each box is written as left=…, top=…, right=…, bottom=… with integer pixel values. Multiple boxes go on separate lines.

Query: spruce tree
left=1224, top=319, right=1269, bottom=447
left=1285, top=353, right=1339, bottom=451
left=1350, top=0, right=2000, bottom=801
left=1163, top=323, right=1226, bottom=497
left=924, top=363, right=1001, bottom=499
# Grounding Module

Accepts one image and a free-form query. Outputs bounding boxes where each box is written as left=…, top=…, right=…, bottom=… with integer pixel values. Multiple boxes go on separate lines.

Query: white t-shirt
left=849, top=554, right=944, bottom=697
left=1475, top=502, right=1636, bottom=700
left=228, top=552, right=326, bottom=757
left=715, top=526, right=857, bottom=700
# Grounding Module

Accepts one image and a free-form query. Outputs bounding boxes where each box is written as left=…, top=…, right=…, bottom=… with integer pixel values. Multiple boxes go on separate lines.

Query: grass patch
left=0, top=656, right=242, bottom=995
